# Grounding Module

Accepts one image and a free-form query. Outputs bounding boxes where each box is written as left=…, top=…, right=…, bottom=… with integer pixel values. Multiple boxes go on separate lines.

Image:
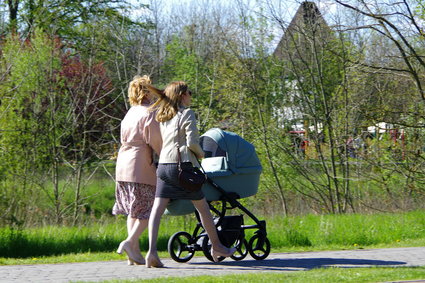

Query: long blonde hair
left=149, top=81, right=188, bottom=122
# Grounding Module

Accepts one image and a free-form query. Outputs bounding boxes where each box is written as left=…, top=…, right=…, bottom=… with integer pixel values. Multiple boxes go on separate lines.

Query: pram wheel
left=248, top=234, right=270, bottom=260
left=230, top=238, right=248, bottom=261
left=201, top=236, right=225, bottom=262
left=168, top=231, right=195, bottom=262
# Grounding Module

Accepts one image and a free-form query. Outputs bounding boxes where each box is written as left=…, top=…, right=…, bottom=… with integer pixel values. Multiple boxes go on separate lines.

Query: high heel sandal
left=145, top=253, right=164, bottom=268
left=211, top=247, right=237, bottom=262
left=117, top=241, right=145, bottom=265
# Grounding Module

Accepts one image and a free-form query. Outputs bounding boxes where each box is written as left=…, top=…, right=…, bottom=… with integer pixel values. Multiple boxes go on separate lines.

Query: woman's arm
left=181, top=109, right=204, bottom=159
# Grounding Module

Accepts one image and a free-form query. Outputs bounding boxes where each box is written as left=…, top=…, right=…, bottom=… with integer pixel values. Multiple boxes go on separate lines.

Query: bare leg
left=117, top=216, right=148, bottom=265
left=146, top=197, right=170, bottom=267
left=126, top=217, right=148, bottom=251
left=125, top=217, right=148, bottom=262
left=127, top=216, right=136, bottom=236
left=127, top=217, right=140, bottom=251
left=192, top=198, right=236, bottom=260
left=126, top=217, right=136, bottom=265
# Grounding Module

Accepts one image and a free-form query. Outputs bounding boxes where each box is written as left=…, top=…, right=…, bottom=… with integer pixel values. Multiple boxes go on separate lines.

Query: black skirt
left=156, top=163, right=204, bottom=200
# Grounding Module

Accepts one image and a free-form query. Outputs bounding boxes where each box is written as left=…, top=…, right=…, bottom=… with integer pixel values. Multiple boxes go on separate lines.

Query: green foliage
left=1, top=0, right=425, bottom=224
left=0, top=28, right=119, bottom=225
left=164, top=36, right=202, bottom=84
left=162, top=34, right=215, bottom=132
left=0, top=30, right=63, bottom=168
left=0, top=29, right=66, bottom=225
left=10, top=1, right=141, bottom=38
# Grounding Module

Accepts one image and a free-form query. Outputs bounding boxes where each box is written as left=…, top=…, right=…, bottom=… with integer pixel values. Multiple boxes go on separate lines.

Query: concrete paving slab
left=0, top=247, right=424, bottom=282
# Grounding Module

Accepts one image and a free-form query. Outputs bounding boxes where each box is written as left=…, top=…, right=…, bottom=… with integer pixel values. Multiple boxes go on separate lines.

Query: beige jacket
left=115, top=105, right=162, bottom=185
left=158, top=107, right=204, bottom=165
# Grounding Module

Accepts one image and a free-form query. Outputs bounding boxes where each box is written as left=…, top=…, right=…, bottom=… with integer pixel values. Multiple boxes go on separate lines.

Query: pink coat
left=115, top=105, right=162, bottom=186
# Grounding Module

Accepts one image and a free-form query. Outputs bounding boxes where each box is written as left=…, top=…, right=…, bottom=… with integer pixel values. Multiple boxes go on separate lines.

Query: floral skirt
left=112, top=182, right=156, bottom=220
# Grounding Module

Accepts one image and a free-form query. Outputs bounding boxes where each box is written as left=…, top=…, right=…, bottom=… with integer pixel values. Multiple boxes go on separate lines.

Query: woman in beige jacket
left=144, top=81, right=235, bottom=268
left=113, top=75, right=162, bottom=265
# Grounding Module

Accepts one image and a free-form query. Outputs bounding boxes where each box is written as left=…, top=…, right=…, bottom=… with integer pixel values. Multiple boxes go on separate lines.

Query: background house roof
left=273, top=1, right=332, bottom=60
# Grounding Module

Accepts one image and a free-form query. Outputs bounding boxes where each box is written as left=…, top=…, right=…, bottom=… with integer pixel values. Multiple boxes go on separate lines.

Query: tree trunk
left=7, top=0, right=19, bottom=33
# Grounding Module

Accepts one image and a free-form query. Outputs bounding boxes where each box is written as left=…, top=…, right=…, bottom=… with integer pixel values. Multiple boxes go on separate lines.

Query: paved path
left=1, top=247, right=425, bottom=283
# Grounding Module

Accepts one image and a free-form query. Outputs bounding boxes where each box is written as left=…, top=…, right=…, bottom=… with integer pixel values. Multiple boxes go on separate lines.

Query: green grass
left=77, top=267, right=425, bottom=283
left=0, top=251, right=170, bottom=265
left=265, top=210, right=425, bottom=249
left=2, top=210, right=425, bottom=264
left=0, top=214, right=196, bottom=258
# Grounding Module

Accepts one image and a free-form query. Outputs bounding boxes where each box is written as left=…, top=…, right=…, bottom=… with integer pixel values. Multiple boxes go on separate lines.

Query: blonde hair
left=128, top=75, right=153, bottom=106
left=149, top=81, right=188, bottom=122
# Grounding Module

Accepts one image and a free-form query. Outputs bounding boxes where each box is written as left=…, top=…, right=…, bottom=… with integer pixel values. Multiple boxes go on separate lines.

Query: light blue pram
left=166, top=128, right=270, bottom=263
left=165, top=128, right=262, bottom=215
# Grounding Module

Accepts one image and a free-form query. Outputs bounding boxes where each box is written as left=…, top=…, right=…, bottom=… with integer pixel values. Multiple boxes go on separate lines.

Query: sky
left=127, top=0, right=339, bottom=27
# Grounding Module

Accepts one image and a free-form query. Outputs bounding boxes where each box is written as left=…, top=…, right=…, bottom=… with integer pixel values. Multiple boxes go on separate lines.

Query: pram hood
left=200, top=128, right=262, bottom=176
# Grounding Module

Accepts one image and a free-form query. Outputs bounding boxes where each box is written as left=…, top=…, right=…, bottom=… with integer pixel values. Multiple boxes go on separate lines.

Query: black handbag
left=175, top=112, right=207, bottom=192
left=178, top=164, right=207, bottom=192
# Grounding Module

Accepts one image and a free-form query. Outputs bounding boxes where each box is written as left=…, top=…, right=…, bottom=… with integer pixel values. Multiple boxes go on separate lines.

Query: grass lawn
left=2, top=209, right=425, bottom=279
left=74, top=267, right=425, bottom=283
left=2, top=210, right=425, bottom=283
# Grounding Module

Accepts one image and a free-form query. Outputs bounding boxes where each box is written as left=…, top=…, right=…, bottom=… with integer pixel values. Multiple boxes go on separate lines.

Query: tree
left=0, top=29, right=66, bottom=225
left=332, top=0, right=425, bottom=211
left=59, top=52, right=116, bottom=224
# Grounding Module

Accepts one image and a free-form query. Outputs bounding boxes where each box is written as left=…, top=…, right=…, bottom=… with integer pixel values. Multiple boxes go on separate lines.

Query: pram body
left=166, top=128, right=270, bottom=262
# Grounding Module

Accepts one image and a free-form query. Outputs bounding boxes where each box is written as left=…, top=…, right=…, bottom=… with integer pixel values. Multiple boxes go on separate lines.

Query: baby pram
left=165, top=128, right=270, bottom=262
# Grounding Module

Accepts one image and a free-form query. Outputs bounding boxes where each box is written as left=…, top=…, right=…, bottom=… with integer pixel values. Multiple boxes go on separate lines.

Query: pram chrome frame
left=167, top=176, right=270, bottom=262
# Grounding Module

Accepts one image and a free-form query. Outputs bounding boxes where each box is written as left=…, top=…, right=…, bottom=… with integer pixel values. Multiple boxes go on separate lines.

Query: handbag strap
left=174, top=111, right=183, bottom=170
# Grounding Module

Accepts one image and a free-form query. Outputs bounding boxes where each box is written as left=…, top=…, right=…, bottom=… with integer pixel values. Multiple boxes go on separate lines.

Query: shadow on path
left=192, top=257, right=406, bottom=270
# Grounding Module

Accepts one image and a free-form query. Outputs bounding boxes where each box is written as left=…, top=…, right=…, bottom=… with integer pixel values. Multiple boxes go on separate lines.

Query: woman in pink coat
left=113, top=75, right=162, bottom=265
